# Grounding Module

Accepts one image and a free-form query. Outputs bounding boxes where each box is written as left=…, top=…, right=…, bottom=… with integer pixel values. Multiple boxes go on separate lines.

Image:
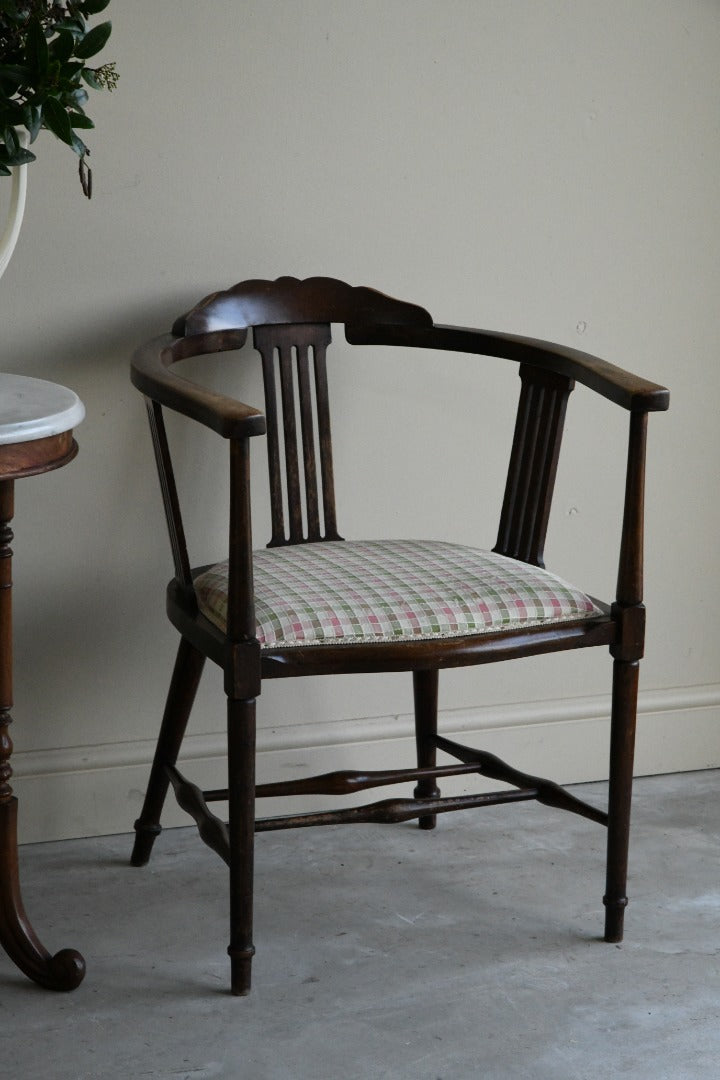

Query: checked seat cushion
left=193, top=539, right=601, bottom=650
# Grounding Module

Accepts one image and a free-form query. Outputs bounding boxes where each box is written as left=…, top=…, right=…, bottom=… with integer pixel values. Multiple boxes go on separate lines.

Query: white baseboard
left=12, top=684, right=720, bottom=844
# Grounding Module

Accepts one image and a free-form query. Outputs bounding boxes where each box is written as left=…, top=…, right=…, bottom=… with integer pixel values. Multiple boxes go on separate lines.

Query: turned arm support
left=143, top=397, right=261, bottom=689
left=226, top=437, right=257, bottom=642
left=610, top=410, right=649, bottom=662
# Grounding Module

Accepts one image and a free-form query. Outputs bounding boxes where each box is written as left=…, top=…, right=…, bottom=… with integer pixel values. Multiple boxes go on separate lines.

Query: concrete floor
left=2, top=771, right=719, bottom=1080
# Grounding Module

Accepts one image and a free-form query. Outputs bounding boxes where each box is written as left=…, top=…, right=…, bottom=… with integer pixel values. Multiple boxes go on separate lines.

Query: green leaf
left=78, top=0, right=111, bottom=13
left=81, top=67, right=101, bottom=90
left=63, top=17, right=87, bottom=37
left=3, top=125, right=19, bottom=153
left=70, top=131, right=88, bottom=158
left=68, top=111, right=94, bottom=129
left=4, top=145, right=35, bottom=167
left=22, top=103, right=42, bottom=141
left=3, top=126, right=19, bottom=154
left=1, top=102, right=24, bottom=128
left=74, top=20, right=112, bottom=60
left=0, top=124, right=36, bottom=167
left=25, top=89, right=47, bottom=109
left=54, top=61, right=84, bottom=85
left=50, top=29, right=76, bottom=64
left=0, top=64, right=30, bottom=88
left=26, top=18, right=49, bottom=75
left=42, top=97, right=75, bottom=147
left=0, top=2, right=115, bottom=194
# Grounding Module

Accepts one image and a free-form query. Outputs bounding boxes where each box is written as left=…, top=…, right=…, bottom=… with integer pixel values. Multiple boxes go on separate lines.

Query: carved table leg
left=0, top=479, right=85, bottom=990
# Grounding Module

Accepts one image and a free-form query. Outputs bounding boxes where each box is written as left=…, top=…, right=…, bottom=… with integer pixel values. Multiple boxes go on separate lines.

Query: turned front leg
left=604, top=656, right=639, bottom=942
left=604, top=411, right=648, bottom=943
left=227, top=697, right=256, bottom=995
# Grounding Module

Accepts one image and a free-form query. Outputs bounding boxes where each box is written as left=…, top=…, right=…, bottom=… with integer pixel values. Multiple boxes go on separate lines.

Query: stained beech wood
left=145, top=400, right=192, bottom=589
left=174, top=276, right=433, bottom=337
left=130, top=275, right=668, bottom=995
left=226, top=439, right=255, bottom=645
left=226, top=697, right=256, bottom=996
left=604, top=658, right=640, bottom=941
left=413, top=669, right=440, bottom=829
left=434, top=734, right=607, bottom=825
left=131, top=638, right=206, bottom=866
left=204, top=761, right=494, bottom=801
left=168, top=761, right=539, bottom=842
left=615, top=411, right=648, bottom=610
left=346, top=323, right=669, bottom=412
left=254, top=323, right=342, bottom=546
left=131, top=332, right=264, bottom=439
left=495, top=366, right=573, bottom=567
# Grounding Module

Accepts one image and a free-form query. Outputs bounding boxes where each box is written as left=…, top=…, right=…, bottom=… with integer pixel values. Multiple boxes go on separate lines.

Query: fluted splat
left=254, top=323, right=342, bottom=547
left=494, top=364, right=574, bottom=567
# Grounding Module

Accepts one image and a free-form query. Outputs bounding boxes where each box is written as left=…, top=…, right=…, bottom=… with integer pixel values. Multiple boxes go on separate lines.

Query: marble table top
left=0, top=373, right=85, bottom=445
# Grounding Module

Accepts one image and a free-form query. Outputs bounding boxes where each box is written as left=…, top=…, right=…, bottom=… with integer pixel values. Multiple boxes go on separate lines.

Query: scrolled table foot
left=41, top=948, right=86, bottom=992
left=0, top=797, right=86, bottom=991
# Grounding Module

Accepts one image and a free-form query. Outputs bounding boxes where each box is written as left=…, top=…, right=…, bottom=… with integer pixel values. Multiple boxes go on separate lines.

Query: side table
left=0, top=373, right=86, bottom=990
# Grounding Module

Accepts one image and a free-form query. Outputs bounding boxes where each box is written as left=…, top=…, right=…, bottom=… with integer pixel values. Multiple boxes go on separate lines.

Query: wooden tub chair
left=129, top=276, right=668, bottom=994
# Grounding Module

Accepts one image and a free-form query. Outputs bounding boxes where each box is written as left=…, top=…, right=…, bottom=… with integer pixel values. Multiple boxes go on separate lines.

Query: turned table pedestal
left=0, top=374, right=85, bottom=990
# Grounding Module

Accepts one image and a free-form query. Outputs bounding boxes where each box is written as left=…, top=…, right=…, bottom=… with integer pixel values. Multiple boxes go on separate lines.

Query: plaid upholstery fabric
left=193, top=540, right=601, bottom=649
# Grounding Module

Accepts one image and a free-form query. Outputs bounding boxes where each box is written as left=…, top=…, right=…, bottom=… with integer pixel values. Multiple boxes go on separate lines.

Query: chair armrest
left=131, top=333, right=267, bottom=438
left=346, top=323, right=669, bottom=413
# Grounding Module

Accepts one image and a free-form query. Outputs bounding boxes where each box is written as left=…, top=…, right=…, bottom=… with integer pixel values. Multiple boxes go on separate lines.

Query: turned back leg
left=131, top=637, right=205, bottom=866
left=413, top=669, right=440, bottom=830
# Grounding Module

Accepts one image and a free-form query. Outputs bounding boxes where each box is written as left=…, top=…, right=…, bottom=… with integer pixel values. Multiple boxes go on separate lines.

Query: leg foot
left=131, top=638, right=205, bottom=866
left=0, top=798, right=85, bottom=990
left=603, top=895, right=628, bottom=943
left=130, top=823, right=162, bottom=868
left=229, top=947, right=255, bottom=996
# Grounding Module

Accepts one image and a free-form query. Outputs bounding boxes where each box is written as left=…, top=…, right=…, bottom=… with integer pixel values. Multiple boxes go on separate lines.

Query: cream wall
left=1, top=1, right=718, bottom=843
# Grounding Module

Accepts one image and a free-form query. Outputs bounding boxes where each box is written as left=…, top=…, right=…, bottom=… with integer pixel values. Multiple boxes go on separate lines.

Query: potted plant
left=0, top=0, right=117, bottom=199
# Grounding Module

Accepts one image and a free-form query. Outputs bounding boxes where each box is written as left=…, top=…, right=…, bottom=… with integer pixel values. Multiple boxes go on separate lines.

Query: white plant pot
left=0, top=129, right=29, bottom=282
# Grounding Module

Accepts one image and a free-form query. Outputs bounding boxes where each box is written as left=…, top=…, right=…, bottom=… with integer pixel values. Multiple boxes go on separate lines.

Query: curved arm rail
left=346, top=322, right=669, bottom=413
left=131, top=333, right=266, bottom=439
left=133, top=317, right=669, bottom=442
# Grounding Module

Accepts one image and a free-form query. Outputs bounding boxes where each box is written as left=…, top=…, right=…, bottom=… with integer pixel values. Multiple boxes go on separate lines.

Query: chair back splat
left=130, top=275, right=669, bottom=995
left=494, top=364, right=575, bottom=569
left=254, top=322, right=340, bottom=547
left=173, top=276, right=434, bottom=549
